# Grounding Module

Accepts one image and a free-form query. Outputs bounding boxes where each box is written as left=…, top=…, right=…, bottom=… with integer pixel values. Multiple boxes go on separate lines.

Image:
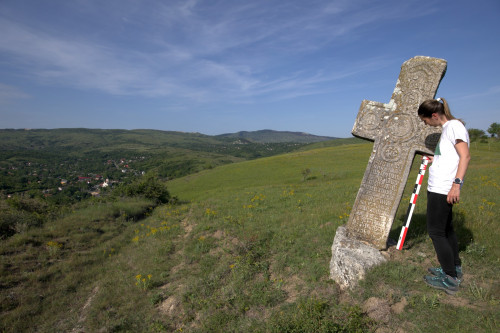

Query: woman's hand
left=447, top=184, right=461, bottom=204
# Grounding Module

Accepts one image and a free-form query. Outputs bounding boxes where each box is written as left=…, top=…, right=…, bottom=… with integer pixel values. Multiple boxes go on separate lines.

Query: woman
left=418, top=97, right=470, bottom=295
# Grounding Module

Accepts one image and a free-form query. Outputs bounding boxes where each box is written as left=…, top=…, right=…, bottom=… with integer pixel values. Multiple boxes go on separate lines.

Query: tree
left=487, top=122, right=500, bottom=138
left=468, top=128, right=486, bottom=142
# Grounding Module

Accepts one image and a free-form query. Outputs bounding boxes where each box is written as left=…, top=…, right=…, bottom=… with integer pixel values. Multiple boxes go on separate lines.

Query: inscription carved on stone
left=347, top=56, right=446, bottom=249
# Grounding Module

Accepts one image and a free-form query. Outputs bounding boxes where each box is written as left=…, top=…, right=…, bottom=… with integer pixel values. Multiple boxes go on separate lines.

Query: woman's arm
left=447, top=140, right=471, bottom=204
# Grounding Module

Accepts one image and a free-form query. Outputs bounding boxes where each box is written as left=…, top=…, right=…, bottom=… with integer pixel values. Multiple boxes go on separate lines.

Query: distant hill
left=0, top=128, right=336, bottom=151
left=0, top=128, right=218, bottom=152
left=216, top=129, right=337, bottom=143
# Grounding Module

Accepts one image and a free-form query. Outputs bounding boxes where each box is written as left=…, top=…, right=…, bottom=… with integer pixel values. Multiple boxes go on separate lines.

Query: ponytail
left=418, top=98, right=465, bottom=125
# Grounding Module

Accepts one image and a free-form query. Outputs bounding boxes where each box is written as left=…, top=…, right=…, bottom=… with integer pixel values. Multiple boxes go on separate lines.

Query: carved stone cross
left=346, top=56, right=446, bottom=249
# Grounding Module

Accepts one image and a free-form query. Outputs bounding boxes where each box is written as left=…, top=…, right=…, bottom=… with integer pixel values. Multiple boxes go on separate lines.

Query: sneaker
left=424, top=274, right=460, bottom=295
left=428, top=266, right=463, bottom=280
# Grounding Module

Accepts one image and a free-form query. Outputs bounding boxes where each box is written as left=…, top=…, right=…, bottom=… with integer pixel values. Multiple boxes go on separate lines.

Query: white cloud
left=0, top=1, right=433, bottom=103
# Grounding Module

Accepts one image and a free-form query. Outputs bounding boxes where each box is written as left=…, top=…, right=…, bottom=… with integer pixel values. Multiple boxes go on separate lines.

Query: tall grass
left=0, top=198, right=156, bottom=331
left=1, top=140, right=498, bottom=332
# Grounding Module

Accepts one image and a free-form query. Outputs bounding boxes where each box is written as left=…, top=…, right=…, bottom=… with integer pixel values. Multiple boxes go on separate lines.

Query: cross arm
left=352, top=100, right=395, bottom=141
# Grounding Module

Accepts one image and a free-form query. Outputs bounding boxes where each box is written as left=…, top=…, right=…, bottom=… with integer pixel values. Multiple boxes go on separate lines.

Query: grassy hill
left=0, top=128, right=228, bottom=151
left=0, top=128, right=334, bottom=152
left=216, top=129, right=336, bottom=143
left=0, top=140, right=498, bottom=332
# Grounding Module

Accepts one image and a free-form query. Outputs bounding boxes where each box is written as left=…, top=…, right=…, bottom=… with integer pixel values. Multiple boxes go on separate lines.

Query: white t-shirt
left=428, top=119, right=470, bottom=195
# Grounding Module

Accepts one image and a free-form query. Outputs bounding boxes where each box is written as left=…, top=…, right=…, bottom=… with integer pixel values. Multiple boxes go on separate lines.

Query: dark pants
left=427, top=191, right=461, bottom=278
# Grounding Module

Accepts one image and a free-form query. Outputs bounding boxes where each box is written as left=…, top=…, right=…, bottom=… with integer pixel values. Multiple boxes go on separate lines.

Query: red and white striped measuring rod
left=396, top=156, right=430, bottom=250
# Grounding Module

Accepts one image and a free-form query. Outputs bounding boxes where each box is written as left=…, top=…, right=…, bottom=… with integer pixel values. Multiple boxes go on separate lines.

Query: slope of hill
left=0, top=128, right=230, bottom=152
left=216, top=129, right=336, bottom=143
left=1, top=140, right=498, bottom=332
left=0, top=128, right=335, bottom=151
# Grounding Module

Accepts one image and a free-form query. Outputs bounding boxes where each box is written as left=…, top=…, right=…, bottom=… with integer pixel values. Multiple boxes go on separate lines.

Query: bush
left=0, top=197, right=49, bottom=239
left=120, top=173, right=171, bottom=204
left=7, top=196, right=50, bottom=215
left=0, top=209, right=17, bottom=239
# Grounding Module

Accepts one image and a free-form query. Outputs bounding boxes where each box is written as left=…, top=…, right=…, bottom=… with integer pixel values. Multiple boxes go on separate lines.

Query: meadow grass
left=165, top=140, right=499, bottom=332
left=1, top=140, right=499, bottom=332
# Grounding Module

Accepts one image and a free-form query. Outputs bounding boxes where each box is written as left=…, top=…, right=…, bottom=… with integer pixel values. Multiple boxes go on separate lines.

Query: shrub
left=119, top=173, right=171, bottom=204
left=7, top=196, right=50, bottom=214
left=0, top=197, right=49, bottom=238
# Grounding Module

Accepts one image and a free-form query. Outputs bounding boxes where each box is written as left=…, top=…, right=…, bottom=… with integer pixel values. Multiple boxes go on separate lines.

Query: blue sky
left=0, top=0, right=498, bottom=137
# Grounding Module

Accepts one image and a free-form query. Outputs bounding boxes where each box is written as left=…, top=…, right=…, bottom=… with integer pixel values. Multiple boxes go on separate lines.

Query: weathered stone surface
left=346, top=56, right=446, bottom=249
left=330, top=56, right=448, bottom=290
left=329, top=226, right=387, bottom=290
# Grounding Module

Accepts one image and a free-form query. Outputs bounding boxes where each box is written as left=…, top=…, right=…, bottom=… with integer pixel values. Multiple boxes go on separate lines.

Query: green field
left=1, top=140, right=499, bottom=332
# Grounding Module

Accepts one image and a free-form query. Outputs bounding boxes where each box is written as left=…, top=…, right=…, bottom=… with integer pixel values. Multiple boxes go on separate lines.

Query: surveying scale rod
left=396, top=156, right=430, bottom=250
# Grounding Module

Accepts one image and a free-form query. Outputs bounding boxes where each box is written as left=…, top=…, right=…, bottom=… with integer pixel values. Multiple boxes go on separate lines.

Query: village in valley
left=0, top=154, right=147, bottom=203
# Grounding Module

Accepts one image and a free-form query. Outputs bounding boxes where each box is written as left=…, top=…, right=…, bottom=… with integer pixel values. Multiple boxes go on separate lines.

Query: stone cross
left=346, top=56, right=446, bottom=249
